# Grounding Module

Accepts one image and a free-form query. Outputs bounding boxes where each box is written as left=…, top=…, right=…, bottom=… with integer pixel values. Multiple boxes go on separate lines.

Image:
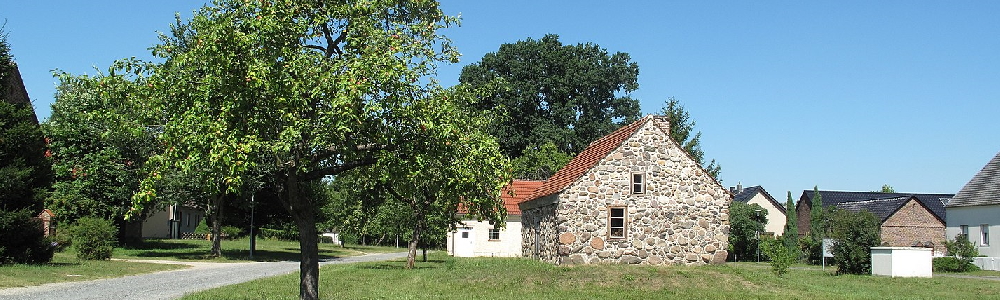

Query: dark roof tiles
left=733, top=185, right=786, bottom=214
left=801, top=190, right=952, bottom=223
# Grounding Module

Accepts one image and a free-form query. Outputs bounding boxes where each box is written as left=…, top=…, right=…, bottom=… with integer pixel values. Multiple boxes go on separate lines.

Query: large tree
left=728, top=201, right=767, bottom=262
left=660, top=97, right=721, bottom=181
left=45, top=70, right=159, bottom=244
left=459, top=34, right=641, bottom=157
left=783, top=191, right=799, bottom=256
left=0, top=30, right=54, bottom=264
left=128, top=1, right=502, bottom=299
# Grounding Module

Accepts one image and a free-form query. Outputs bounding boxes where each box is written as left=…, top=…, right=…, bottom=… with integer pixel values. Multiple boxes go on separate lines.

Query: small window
left=982, top=224, right=990, bottom=246
left=489, top=228, right=500, bottom=240
left=461, top=232, right=469, bottom=239
left=610, top=207, right=626, bottom=239
left=631, top=173, right=645, bottom=194
left=960, top=225, right=969, bottom=239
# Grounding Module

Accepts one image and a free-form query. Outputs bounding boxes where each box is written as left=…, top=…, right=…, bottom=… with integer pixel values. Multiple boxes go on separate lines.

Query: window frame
left=631, top=173, right=645, bottom=194
left=608, top=206, right=627, bottom=239
left=982, top=224, right=990, bottom=246
left=488, top=227, right=500, bottom=241
left=960, top=225, right=969, bottom=239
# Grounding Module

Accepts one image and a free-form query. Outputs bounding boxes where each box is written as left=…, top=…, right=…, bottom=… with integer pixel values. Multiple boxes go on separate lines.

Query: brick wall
left=881, top=199, right=946, bottom=253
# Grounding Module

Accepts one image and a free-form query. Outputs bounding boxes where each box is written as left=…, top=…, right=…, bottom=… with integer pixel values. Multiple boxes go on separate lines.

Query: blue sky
left=3, top=1, right=998, bottom=201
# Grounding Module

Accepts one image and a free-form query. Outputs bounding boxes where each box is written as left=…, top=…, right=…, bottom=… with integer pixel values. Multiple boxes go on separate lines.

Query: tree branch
left=302, top=156, right=377, bottom=181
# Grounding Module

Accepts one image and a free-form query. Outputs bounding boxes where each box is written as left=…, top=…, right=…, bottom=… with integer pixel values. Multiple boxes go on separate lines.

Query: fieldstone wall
left=521, top=201, right=559, bottom=263
left=529, top=117, right=731, bottom=265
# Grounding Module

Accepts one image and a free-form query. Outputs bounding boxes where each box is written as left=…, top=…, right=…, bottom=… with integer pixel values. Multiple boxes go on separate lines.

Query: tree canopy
left=45, top=71, right=159, bottom=242
left=459, top=34, right=641, bottom=158
left=126, top=1, right=505, bottom=299
left=729, top=201, right=767, bottom=262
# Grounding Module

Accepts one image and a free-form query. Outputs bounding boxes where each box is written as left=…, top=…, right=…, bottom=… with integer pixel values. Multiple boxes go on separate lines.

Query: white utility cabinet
left=870, top=247, right=932, bottom=277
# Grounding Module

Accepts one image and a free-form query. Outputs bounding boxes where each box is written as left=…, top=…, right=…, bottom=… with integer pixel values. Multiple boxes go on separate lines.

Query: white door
left=454, top=228, right=475, bottom=257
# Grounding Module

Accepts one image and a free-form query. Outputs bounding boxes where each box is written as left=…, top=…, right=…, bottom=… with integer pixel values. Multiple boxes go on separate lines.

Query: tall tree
left=45, top=70, right=159, bottom=244
left=660, top=97, right=721, bottom=181
left=128, top=2, right=497, bottom=299
left=459, top=34, right=641, bottom=157
left=510, top=142, right=573, bottom=180
left=0, top=29, right=54, bottom=264
left=783, top=191, right=799, bottom=257
left=877, top=184, right=895, bottom=193
left=807, top=185, right=826, bottom=262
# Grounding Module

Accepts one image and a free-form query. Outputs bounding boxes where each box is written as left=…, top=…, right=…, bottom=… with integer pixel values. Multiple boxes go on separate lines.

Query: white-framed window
left=982, top=224, right=990, bottom=246
left=609, top=207, right=626, bottom=239
left=631, top=173, right=645, bottom=194
left=960, top=225, right=969, bottom=239
left=488, top=227, right=500, bottom=240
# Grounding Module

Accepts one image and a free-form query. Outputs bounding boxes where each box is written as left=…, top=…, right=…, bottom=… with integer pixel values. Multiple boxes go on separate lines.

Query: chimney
left=737, top=182, right=743, bottom=194
left=729, top=186, right=737, bottom=194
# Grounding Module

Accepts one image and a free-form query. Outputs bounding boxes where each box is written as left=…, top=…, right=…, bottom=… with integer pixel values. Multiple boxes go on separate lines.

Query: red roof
left=502, top=180, right=546, bottom=215
left=458, top=180, right=545, bottom=216
left=527, top=116, right=650, bottom=201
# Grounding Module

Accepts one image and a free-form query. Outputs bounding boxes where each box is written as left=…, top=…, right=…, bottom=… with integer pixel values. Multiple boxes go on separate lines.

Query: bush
left=940, top=234, right=980, bottom=272
left=0, top=209, right=54, bottom=264
left=260, top=222, right=299, bottom=240
left=828, top=209, right=881, bottom=275
left=934, top=256, right=981, bottom=272
left=760, top=237, right=795, bottom=276
left=221, top=226, right=242, bottom=238
left=70, top=217, right=117, bottom=260
left=194, top=218, right=209, bottom=234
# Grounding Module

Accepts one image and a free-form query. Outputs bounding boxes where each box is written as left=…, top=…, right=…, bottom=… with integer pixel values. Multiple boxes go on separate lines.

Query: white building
left=447, top=180, right=543, bottom=257
left=945, top=151, right=1000, bottom=270
left=141, top=204, right=203, bottom=239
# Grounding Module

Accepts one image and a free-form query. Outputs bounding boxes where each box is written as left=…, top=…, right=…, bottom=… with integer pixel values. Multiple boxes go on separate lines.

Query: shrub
left=828, top=209, right=881, bottom=275
left=0, top=209, right=54, bottom=264
left=70, top=217, right=117, bottom=260
left=760, top=237, right=795, bottom=276
left=221, top=225, right=242, bottom=238
left=194, top=218, right=210, bottom=234
left=939, top=234, right=980, bottom=272
left=934, top=256, right=981, bottom=272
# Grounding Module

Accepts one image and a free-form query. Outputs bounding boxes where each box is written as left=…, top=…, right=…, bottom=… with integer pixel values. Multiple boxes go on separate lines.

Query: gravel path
left=0, top=252, right=408, bottom=300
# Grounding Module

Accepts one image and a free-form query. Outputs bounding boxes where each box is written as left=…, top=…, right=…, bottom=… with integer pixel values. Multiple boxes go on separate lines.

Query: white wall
left=946, top=205, right=1000, bottom=258
left=746, top=193, right=786, bottom=236
left=447, top=216, right=522, bottom=257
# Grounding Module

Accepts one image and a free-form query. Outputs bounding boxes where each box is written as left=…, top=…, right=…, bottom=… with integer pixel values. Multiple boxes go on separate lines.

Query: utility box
left=871, top=247, right=932, bottom=277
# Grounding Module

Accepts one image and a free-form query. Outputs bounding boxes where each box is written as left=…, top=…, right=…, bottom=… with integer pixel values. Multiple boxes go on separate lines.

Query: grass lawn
left=0, top=252, right=185, bottom=288
left=183, top=252, right=1000, bottom=300
left=115, top=238, right=402, bottom=262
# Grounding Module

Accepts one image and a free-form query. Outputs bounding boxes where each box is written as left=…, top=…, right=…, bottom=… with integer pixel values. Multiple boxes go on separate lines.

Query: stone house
left=796, top=190, right=952, bottom=253
left=518, top=115, right=731, bottom=265
left=447, top=180, right=544, bottom=257
left=732, top=185, right=786, bottom=236
left=945, top=151, right=1000, bottom=270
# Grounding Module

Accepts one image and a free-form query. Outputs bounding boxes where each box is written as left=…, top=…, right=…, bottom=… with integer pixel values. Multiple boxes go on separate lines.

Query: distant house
left=446, top=180, right=544, bottom=257
left=141, top=204, right=204, bottom=239
left=796, top=190, right=952, bottom=253
left=945, top=151, right=1000, bottom=270
left=732, top=185, right=786, bottom=236
left=519, top=115, right=731, bottom=265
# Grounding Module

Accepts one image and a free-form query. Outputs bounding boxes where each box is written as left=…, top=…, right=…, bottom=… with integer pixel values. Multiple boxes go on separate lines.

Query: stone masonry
left=521, top=116, right=731, bottom=265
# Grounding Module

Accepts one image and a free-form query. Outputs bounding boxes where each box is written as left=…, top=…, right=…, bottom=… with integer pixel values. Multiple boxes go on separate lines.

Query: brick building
left=796, top=190, right=951, bottom=253
left=519, top=115, right=731, bottom=265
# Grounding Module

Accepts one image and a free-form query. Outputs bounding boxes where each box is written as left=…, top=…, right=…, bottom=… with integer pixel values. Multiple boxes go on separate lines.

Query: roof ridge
left=525, top=116, right=651, bottom=201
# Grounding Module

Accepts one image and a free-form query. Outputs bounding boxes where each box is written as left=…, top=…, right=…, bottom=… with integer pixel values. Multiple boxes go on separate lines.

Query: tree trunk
left=422, top=247, right=427, bottom=262
left=210, top=194, right=224, bottom=257
left=283, top=174, right=320, bottom=300
left=407, top=221, right=421, bottom=269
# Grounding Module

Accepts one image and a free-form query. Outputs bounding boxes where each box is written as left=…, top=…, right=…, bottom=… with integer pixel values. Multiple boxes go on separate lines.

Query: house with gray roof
left=796, top=190, right=951, bottom=254
left=946, top=151, right=1000, bottom=269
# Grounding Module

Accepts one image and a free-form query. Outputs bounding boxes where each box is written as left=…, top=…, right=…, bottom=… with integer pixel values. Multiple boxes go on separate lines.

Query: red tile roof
left=526, top=116, right=651, bottom=202
left=502, top=180, right=546, bottom=215
left=458, top=180, right=545, bottom=216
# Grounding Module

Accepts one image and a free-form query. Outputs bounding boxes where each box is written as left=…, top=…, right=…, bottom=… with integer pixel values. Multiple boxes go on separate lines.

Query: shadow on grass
left=122, top=240, right=202, bottom=250
left=359, top=260, right=447, bottom=270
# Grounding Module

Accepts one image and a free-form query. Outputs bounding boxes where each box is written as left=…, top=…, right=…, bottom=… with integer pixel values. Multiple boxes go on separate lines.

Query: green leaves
left=459, top=34, right=641, bottom=158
